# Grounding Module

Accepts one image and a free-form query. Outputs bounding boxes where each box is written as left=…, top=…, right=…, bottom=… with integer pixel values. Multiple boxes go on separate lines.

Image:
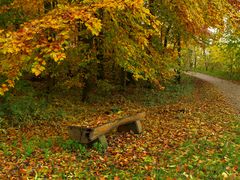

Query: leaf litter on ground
left=0, top=77, right=239, bottom=179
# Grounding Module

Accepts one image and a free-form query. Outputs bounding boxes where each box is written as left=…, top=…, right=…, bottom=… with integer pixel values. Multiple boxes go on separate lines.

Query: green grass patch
left=195, top=69, right=240, bottom=81
left=157, top=140, right=239, bottom=178
left=57, top=138, right=87, bottom=154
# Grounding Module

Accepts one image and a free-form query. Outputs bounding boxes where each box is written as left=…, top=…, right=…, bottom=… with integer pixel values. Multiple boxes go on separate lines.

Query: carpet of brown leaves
left=0, top=78, right=239, bottom=178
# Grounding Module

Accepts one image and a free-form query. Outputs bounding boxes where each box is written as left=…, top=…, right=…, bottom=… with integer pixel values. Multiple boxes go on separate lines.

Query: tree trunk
left=96, top=9, right=105, bottom=81
left=176, top=33, right=181, bottom=83
left=164, top=25, right=171, bottom=49
left=120, top=68, right=127, bottom=90
left=97, top=53, right=104, bottom=80
left=193, top=46, right=197, bottom=69
left=81, top=66, right=97, bottom=102
left=81, top=73, right=91, bottom=102
left=203, top=46, right=208, bottom=71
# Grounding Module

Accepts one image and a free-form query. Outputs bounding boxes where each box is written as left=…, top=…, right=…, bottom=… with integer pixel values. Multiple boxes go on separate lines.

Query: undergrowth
left=0, top=75, right=194, bottom=126
left=0, top=80, right=66, bottom=127
left=126, top=75, right=194, bottom=106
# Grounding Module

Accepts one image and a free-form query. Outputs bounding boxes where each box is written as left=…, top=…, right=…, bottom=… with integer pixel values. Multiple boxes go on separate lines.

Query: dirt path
left=186, top=72, right=240, bottom=113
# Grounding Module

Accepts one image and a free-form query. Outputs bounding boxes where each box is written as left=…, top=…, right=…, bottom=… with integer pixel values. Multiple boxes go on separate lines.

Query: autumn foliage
left=0, top=0, right=162, bottom=95
left=0, top=0, right=239, bottom=95
left=0, top=1, right=240, bottom=178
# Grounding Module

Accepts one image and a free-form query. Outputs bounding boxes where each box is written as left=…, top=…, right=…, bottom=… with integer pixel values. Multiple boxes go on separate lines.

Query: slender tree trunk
left=164, top=25, right=171, bottom=49
left=160, top=26, right=163, bottom=47
left=96, top=9, right=105, bottom=81
left=81, top=65, right=97, bottom=102
left=176, top=33, right=181, bottom=83
left=120, top=68, right=127, bottom=90
left=111, top=61, right=116, bottom=82
left=229, top=54, right=234, bottom=78
left=193, top=46, right=197, bottom=69
left=97, top=53, right=104, bottom=80
left=203, top=46, right=208, bottom=71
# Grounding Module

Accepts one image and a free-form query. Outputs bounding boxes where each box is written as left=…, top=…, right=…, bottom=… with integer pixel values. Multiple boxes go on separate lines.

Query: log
left=68, top=112, right=145, bottom=144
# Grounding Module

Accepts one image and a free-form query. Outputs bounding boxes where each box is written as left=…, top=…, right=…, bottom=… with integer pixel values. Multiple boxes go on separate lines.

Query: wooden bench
left=68, top=112, right=145, bottom=147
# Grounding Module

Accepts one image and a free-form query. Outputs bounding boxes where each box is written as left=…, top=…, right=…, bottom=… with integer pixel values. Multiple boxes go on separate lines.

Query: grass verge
left=194, top=68, right=240, bottom=82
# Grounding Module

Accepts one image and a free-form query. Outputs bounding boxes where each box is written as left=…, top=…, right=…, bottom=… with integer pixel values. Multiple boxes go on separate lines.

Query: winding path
left=186, top=72, right=240, bottom=113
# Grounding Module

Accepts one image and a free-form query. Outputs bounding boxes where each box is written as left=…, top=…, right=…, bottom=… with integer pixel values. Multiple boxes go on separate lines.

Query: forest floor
left=0, top=76, right=239, bottom=179
left=186, top=72, right=240, bottom=113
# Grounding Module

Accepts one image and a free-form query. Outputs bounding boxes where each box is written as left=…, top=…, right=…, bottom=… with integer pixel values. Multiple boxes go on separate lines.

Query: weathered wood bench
left=68, top=112, right=145, bottom=147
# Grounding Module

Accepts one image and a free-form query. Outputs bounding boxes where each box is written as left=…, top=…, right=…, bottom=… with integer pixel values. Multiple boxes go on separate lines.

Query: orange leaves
left=33, top=68, right=42, bottom=77
left=12, top=0, right=45, bottom=16
left=31, top=58, right=46, bottom=76
left=122, top=0, right=144, bottom=9
left=0, top=84, right=8, bottom=96
left=137, top=36, right=149, bottom=49
left=0, top=80, right=15, bottom=96
left=6, top=80, right=15, bottom=88
left=50, top=52, right=66, bottom=62
left=85, top=18, right=102, bottom=36
left=57, top=5, right=103, bottom=36
left=0, top=0, right=163, bottom=96
left=134, top=0, right=144, bottom=6
left=174, top=0, right=239, bottom=35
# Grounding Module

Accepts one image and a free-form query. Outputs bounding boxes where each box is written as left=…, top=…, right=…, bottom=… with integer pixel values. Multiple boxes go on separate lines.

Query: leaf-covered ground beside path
left=0, top=77, right=239, bottom=179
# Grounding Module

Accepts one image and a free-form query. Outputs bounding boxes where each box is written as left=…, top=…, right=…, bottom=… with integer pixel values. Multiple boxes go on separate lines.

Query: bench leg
left=97, top=135, right=108, bottom=149
left=117, top=120, right=142, bottom=134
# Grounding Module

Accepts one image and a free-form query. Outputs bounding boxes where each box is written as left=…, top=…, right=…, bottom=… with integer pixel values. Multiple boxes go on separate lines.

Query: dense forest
left=0, top=0, right=239, bottom=96
left=0, top=0, right=240, bottom=179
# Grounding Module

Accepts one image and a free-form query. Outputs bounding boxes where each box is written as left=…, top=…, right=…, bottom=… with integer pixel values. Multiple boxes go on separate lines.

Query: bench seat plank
left=68, top=112, right=145, bottom=144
